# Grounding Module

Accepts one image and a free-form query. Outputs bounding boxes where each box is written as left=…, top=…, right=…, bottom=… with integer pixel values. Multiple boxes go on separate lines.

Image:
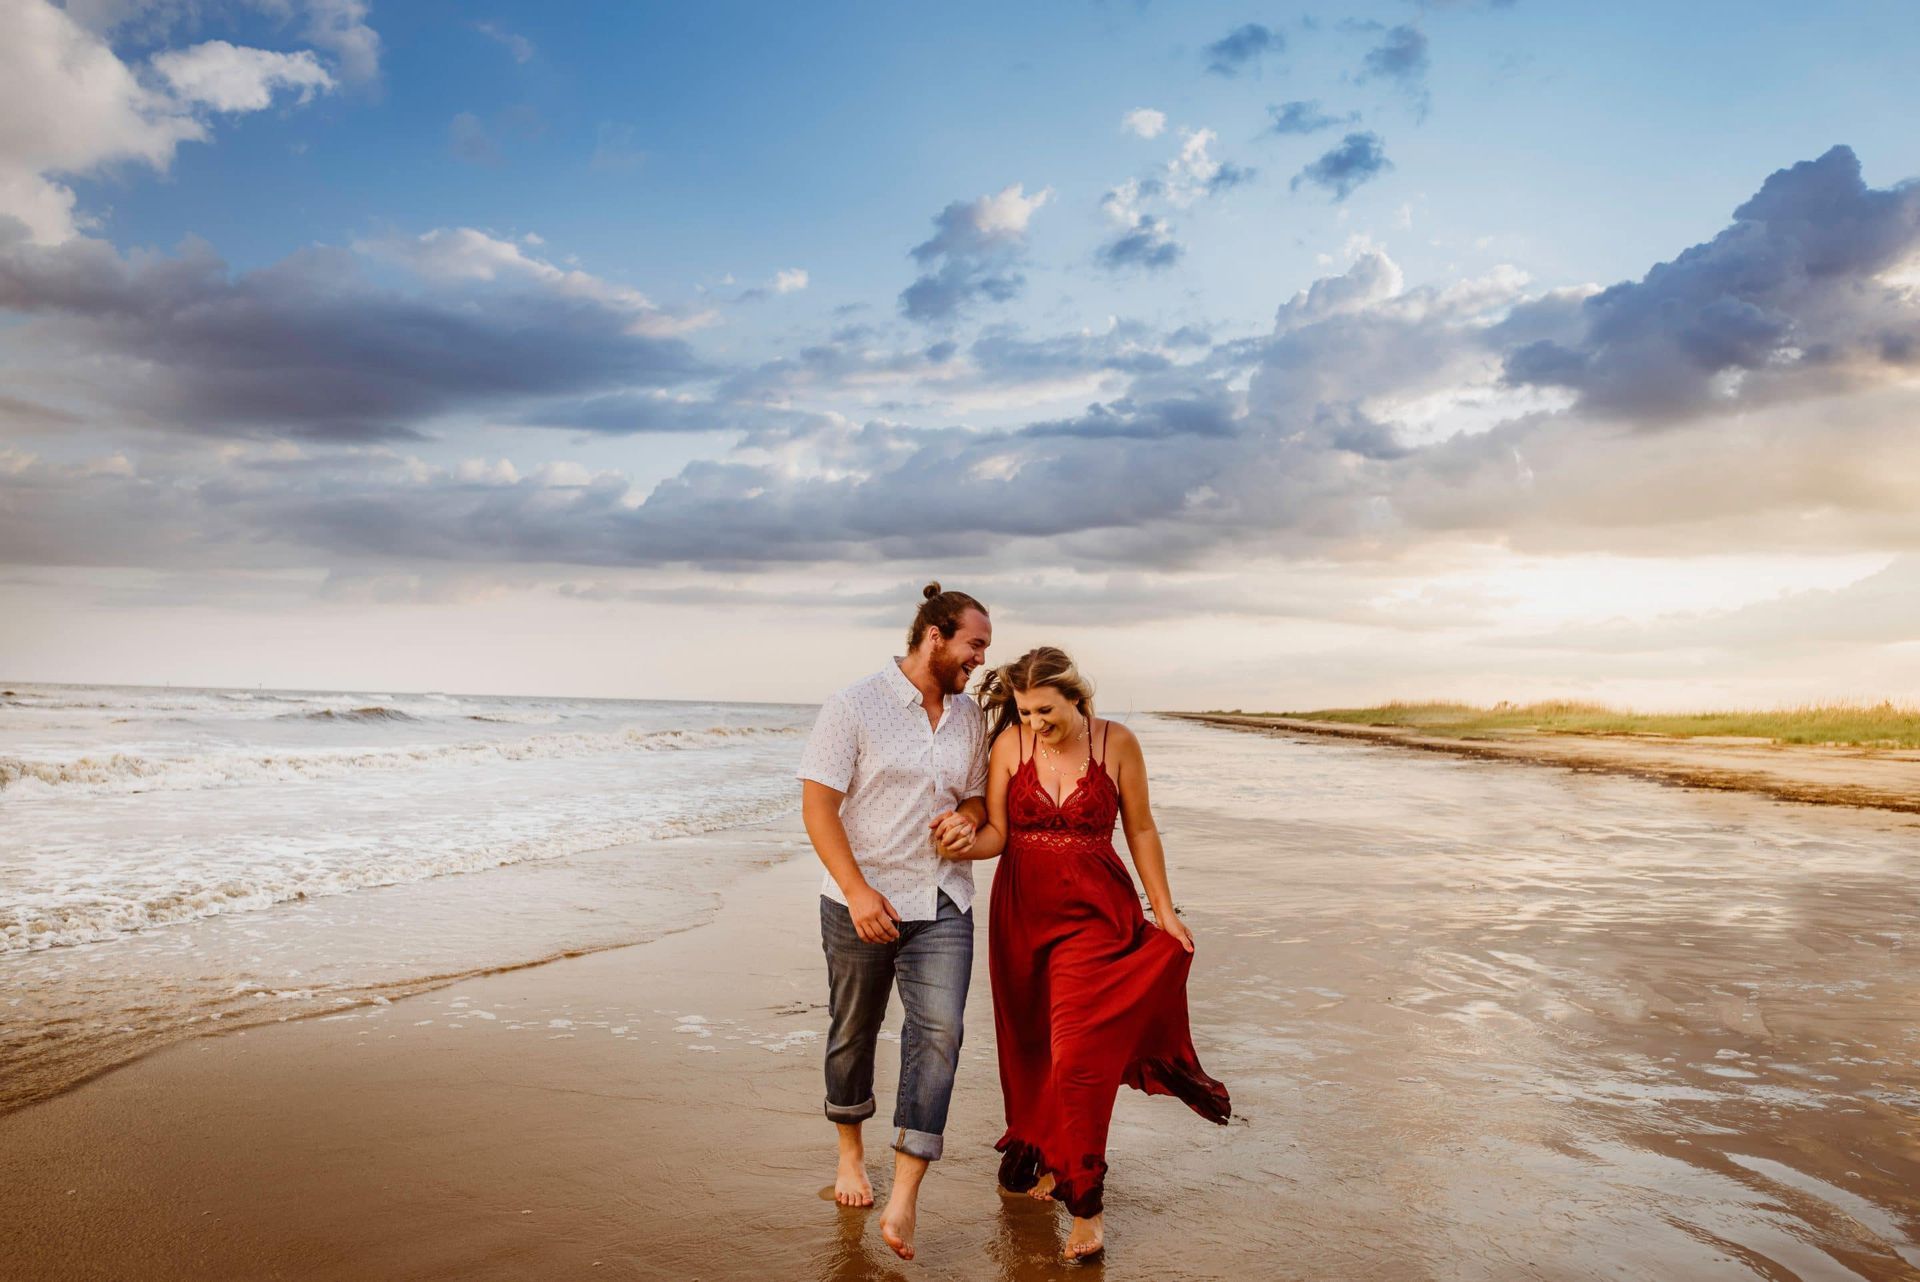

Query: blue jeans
left=820, top=891, right=973, bottom=1161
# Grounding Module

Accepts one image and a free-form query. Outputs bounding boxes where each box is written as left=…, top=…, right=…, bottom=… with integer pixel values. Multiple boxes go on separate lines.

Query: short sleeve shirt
left=796, top=659, right=989, bottom=920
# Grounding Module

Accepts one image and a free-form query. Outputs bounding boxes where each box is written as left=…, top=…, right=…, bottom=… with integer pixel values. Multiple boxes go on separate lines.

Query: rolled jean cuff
left=825, top=1095, right=876, bottom=1125
left=892, top=1126, right=944, bottom=1162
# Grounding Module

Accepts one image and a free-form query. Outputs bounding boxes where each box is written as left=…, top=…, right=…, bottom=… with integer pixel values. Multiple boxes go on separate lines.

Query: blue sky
left=6, top=0, right=1920, bottom=706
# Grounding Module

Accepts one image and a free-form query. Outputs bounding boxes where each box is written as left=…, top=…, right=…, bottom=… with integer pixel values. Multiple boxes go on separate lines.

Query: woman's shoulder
left=1096, top=718, right=1140, bottom=750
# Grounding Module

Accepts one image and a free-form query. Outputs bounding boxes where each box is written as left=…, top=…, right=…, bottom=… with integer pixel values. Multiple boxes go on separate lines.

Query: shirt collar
left=887, top=657, right=945, bottom=708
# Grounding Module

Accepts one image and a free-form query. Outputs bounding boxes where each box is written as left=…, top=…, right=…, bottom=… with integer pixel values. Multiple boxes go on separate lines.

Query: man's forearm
left=802, top=790, right=869, bottom=898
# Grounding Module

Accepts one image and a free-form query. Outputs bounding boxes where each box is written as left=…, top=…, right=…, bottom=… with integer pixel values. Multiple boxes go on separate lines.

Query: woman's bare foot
left=1064, top=1213, right=1104, bottom=1261
left=1028, top=1171, right=1056, bottom=1202
left=833, top=1124, right=872, bottom=1208
left=879, top=1198, right=916, bottom=1260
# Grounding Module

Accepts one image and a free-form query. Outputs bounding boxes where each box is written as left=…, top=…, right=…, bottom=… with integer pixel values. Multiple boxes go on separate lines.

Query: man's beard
left=928, top=645, right=969, bottom=694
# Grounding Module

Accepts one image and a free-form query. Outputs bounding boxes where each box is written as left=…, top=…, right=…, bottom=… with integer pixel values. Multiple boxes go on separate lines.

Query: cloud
left=1360, top=23, right=1430, bottom=86
left=0, top=0, right=206, bottom=242
left=1097, top=181, right=1181, bottom=272
left=0, top=0, right=347, bottom=244
left=714, top=315, right=1196, bottom=414
left=1096, top=128, right=1253, bottom=273
left=8, top=146, right=1920, bottom=594
left=1267, top=100, right=1359, bottom=136
left=300, top=0, right=381, bottom=83
left=1292, top=132, right=1391, bottom=200
left=357, top=227, right=699, bottom=336
left=513, top=390, right=817, bottom=437
left=899, top=183, right=1052, bottom=323
left=1097, top=215, right=1182, bottom=272
left=476, top=21, right=535, bottom=63
left=0, top=222, right=709, bottom=442
left=1358, top=24, right=1431, bottom=115
left=1502, top=146, right=1920, bottom=422
left=1165, top=128, right=1254, bottom=205
left=774, top=268, right=809, bottom=294
left=152, top=41, right=335, bottom=112
left=1203, top=23, right=1282, bottom=75
left=1121, top=108, right=1167, bottom=139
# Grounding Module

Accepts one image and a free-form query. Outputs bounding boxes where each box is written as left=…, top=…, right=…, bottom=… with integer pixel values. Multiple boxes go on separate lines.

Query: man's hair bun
left=906, top=581, right=986, bottom=651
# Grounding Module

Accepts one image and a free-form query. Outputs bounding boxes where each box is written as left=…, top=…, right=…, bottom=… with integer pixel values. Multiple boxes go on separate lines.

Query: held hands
left=847, top=883, right=902, bottom=943
left=928, top=810, right=977, bottom=859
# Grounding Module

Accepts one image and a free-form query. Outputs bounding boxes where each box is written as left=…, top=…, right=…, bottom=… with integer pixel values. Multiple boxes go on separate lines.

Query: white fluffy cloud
left=0, top=0, right=204, bottom=241
left=1121, top=108, right=1166, bottom=139
left=0, top=0, right=351, bottom=243
left=152, top=40, right=336, bottom=112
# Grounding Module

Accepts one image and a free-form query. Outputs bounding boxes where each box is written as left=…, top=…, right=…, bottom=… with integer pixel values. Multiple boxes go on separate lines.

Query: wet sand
left=1173, top=713, right=1920, bottom=815
left=4, top=721, right=1919, bottom=1280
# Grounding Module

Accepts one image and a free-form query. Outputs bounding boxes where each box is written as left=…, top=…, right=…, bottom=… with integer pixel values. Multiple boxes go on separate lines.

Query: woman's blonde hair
left=977, top=646, right=1094, bottom=743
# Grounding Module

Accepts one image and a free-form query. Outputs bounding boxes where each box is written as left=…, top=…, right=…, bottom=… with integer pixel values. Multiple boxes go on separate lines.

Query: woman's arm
left=940, top=728, right=1017, bottom=861
left=1111, top=723, right=1194, bottom=952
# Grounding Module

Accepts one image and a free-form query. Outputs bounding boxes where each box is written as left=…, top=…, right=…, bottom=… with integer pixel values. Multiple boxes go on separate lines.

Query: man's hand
left=846, top=883, right=902, bottom=943
left=928, top=811, right=976, bottom=859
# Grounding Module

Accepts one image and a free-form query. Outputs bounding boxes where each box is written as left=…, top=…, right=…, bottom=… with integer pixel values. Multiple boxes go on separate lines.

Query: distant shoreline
left=1167, top=712, right=1920, bottom=816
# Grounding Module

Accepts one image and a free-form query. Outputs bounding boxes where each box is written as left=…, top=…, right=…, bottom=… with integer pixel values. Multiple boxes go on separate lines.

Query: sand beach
left=5, top=713, right=1920, bottom=1280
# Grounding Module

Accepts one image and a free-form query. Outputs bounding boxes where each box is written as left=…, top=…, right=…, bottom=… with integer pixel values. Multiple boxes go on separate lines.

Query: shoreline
left=1166, top=712, right=1920, bottom=815
left=0, top=815, right=803, bottom=1119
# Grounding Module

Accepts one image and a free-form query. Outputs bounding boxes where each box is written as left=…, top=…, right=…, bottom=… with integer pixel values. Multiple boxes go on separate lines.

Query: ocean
left=0, top=682, right=815, bottom=1111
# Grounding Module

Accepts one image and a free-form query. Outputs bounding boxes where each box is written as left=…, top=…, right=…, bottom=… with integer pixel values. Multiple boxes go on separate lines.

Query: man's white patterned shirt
left=797, top=659, right=988, bottom=920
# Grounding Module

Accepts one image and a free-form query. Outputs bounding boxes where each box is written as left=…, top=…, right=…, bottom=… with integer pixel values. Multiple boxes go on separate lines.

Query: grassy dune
left=1215, top=700, right=1920, bottom=749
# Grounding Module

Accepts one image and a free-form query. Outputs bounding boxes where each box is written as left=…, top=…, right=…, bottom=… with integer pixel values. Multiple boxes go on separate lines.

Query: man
left=797, top=582, right=991, bottom=1262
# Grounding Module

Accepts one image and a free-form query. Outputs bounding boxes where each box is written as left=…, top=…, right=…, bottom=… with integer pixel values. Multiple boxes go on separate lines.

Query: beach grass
left=1204, top=700, right=1920, bottom=748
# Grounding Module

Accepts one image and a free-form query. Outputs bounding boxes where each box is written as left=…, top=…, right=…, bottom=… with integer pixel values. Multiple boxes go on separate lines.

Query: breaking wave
left=0, top=724, right=800, bottom=798
left=1, top=788, right=796, bottom=954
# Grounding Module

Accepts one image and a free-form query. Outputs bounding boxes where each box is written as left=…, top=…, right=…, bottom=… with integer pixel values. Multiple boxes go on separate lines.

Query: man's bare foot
left=835, top=1153, right=873, bottom=1208
left=833, top=1124, right=873, bottom=1208
left=1028, top=1171, right=1056, bottom=1202
left=1065, top=1213, right=1104, bottom=1261
left=880, top=1150, right=929, bottom=1261
left=879, top=1197, right=916, bottom=1260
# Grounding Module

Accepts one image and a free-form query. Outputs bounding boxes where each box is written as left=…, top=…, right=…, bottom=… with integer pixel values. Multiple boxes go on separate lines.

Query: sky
left=4, top=0, right=1920, bottom=710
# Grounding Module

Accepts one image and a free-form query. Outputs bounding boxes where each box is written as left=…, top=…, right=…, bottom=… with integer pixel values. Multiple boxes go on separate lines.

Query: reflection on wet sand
left=1159, top=720, right=1920, bottom=1280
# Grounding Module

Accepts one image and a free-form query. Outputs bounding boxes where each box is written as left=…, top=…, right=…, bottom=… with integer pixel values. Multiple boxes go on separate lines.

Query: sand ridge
left=1170, top=713, right=1920, bottom=815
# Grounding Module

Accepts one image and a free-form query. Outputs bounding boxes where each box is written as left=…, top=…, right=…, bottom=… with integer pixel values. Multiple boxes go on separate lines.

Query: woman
left=945, top=646, right=1229, bottom=1262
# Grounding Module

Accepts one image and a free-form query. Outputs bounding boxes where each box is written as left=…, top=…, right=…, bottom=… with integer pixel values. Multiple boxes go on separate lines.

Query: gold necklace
left=1036, top=716, right=1090, bottom=790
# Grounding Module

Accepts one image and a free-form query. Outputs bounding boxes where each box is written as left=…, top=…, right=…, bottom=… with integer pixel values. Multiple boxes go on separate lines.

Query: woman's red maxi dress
left=990, top=722, right=1231, bottom=1219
